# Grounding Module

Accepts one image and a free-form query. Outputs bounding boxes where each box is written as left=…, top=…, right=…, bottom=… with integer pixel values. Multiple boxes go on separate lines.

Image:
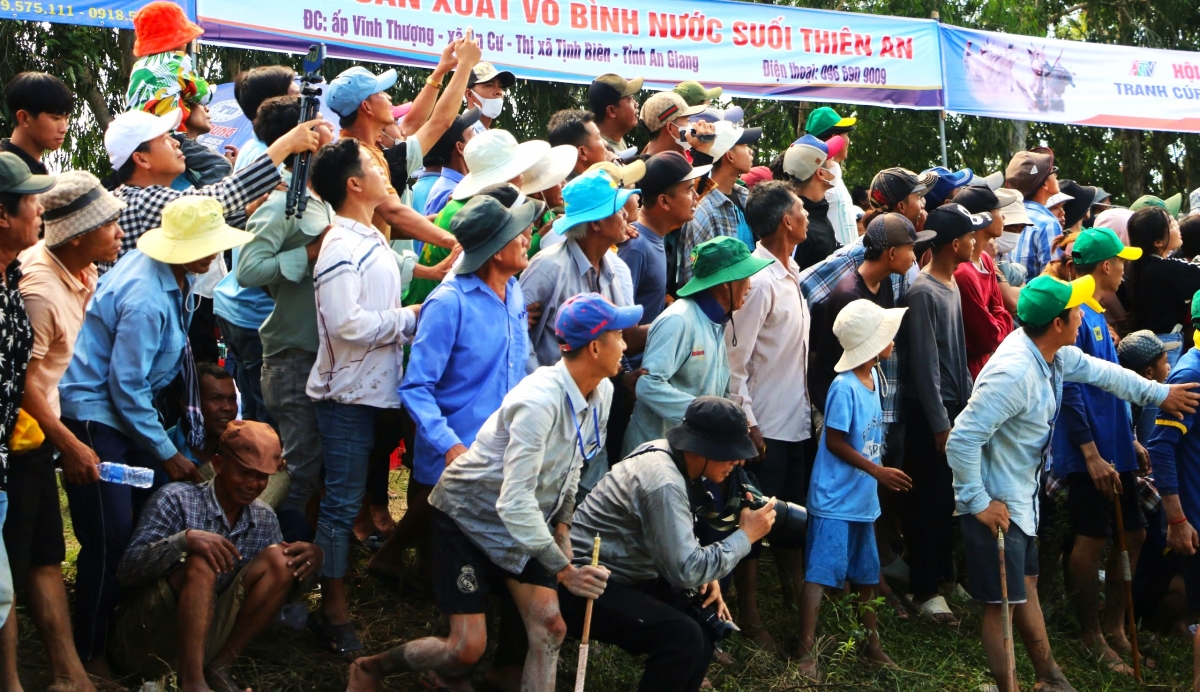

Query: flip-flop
left=885, top=591, right=910, bottom=621
left=308, top=611, right=364, bottom=659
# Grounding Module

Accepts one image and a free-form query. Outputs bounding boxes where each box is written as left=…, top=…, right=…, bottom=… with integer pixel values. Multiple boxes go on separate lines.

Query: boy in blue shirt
left=797, top=299, right=911, bottom=680
left=1051, top=226, right=1144, bottom=672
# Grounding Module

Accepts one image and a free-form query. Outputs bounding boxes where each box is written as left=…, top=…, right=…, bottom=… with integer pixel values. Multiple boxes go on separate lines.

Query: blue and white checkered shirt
left=678, top=185, right=749, bottom=285
left=1012, top=200, right=1062, bottom=280
left=798, top=241, right=907, bottom=424
left=117, top=481, right=283, bottom=593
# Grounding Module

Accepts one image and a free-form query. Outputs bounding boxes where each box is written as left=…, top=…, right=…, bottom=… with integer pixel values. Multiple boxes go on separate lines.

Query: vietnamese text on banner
left=195, top=0, right=944, bottom=110
left=0, top=0, right=191, bottom=29
left=942, top=24, right=1200, bottom=134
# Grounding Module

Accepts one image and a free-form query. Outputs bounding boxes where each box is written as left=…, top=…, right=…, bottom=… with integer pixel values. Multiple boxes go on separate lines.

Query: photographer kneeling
left=560, top=397, right=778, bottom=692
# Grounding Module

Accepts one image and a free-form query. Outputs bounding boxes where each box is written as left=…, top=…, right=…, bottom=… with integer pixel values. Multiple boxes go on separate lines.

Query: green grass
left=10, top=472, right=1198, bottom=691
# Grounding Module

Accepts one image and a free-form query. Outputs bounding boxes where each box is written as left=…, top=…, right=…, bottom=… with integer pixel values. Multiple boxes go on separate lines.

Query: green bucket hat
left=1131, top=193, right=1182, bottom=217
left=677, top=236, right=773, bottom=297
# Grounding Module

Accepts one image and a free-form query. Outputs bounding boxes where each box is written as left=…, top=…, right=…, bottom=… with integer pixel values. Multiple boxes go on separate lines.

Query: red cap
left=740, top=166, right=773, bottom=189
left=133, top=2, right=204, bottom=58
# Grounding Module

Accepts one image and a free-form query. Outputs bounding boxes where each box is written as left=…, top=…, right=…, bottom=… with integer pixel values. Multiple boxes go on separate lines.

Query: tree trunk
left=118, top=28, right=136, bottom=78
left=1119, top=129, right=1146, bottom=203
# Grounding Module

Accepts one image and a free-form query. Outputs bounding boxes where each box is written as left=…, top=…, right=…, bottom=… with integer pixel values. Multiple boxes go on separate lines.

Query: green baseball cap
left=804, top=106, right=855, bottom=139
left=1191, top=289, right=1200, bottom=324
left=673, top=81, right=722, bottom=106
left=1131, top=193, right=1182, bottom=217
left=677, top=236, right=773, bottom=297
left=1071, top=226, right=1142, bottom=265
left=1017, top=275, right=1104, bottom=327
left=0, top=152, right=55, bottom=195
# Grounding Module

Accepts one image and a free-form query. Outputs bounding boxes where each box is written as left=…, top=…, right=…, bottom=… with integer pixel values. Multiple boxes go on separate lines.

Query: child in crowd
left=1119, top=329, right=1178, bottom=443
left=797, top=299, right=911, bottom=679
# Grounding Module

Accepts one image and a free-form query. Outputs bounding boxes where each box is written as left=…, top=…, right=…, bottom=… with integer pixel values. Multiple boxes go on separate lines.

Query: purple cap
left=555, top=293, right=643, bottom=351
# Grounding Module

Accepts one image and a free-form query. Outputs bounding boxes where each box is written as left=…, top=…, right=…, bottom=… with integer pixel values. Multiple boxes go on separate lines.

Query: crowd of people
left=5, top=3, right=1200, bottom=691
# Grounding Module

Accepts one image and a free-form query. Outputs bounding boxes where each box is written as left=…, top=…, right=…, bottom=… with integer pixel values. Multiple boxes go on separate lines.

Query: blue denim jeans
left=61, top=418, right=167, bottom=661
left=314, top=401, right=381, bottom=579
left=217, top=317, right=273, bottom=427
left=262, top=349, right=323, bottom=540
left=0, top=491, right=12, bottom=629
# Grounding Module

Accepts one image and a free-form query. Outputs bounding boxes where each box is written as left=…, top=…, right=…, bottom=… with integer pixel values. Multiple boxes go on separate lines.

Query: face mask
left=995, top=231, right=1019, bottom=256
left=473, top=90, right=504, bottom=119
left=671, top=124, right=692, bottom=152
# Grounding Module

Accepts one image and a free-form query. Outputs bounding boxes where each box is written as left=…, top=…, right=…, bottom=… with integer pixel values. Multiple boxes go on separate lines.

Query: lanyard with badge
left=566, top=395, right=602, bottom=461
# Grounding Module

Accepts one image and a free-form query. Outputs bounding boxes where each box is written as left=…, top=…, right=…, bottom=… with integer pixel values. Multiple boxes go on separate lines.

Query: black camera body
left=730, top=465, right=809, bottom=540
left=686, top=590, right=738, bottom=642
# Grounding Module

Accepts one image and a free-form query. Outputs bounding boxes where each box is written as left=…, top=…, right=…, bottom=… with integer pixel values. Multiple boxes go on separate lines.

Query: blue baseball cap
left=923, top=166, right=975, bottom=207
left=555, top=293, right=643, bottom=351
left=326, top=66, right=398, bottom=118
left=556, top=168, right=639, bottom=234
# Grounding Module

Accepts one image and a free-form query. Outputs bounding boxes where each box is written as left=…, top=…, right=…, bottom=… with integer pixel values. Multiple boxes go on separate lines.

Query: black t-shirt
left=808, top=270, right=895, bottom=412
left=795, top=196, right=839, bottom=271
left=0, top=139, right=47, bottom=175
left=1123, top=254, right=1200, bottom=335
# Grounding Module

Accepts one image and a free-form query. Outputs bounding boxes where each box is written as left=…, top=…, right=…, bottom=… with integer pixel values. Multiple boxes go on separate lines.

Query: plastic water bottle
left=99, top=462, right=155, bottom=489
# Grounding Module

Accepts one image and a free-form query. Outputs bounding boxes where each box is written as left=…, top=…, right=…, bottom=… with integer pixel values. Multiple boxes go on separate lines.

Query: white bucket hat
left=452, top=129, right=549, bottom=201
left=833, top=299, right=907, bottom=372
left=519, top=144, right=578, bottom=195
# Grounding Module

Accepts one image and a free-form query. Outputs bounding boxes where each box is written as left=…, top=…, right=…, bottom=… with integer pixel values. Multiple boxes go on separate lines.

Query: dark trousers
left=61, top=419, right=167, bottom=662
left=367, top=408, right=405, bottom=507
left=902, top=398, right=961, bottom=598
left=605, top=375, right=636, bottom=465
left=560, top=579, right=713, bottom=692
left=216, top=317, right=273, bottom=427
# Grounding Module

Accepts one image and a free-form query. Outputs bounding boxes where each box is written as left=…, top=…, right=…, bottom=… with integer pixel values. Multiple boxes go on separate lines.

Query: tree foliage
left=0, top=0, right=1197, bottom=203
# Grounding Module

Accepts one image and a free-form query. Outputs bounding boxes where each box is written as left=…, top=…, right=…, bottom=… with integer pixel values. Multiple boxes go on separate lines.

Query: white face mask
left=995, top=231, right=1020, bottom=256
left=473, top=90, right=504, bottom=119
left=670, top=123, right=691, bottom=152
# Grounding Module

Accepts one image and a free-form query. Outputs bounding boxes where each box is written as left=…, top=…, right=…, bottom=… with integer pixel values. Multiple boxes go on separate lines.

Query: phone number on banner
left=1, top=0, right=191, bottom=28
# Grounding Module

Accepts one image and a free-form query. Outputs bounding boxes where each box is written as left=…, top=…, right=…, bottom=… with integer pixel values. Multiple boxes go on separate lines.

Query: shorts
left=2, top=443, right=65, bottom=587
left=109, top=562, right=249, bottom=677
left=1179, top=551, right=1200, bottom=613
left=747, top=439, right=807, bottom=549
left=804, top=515, right=879, bottom=588
left=961, top=516, right=1038, bottom=604
left=1065, top=471, right=1147, bottom=538
left=431, top=507, right=557, bottom=615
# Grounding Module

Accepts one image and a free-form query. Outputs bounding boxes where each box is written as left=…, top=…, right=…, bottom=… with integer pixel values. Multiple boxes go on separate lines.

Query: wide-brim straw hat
left=452, top=130, right=550, bottom=200
left=519, top=145, right=578, bottom=195
left=833, top=300, right=908, bottom=372
left=40, top=171, right=127, bottom=248
left=138, top=196, right=253, bottom=264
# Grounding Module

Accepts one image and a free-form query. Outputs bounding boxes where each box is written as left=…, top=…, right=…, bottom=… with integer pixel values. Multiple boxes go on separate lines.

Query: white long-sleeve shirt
left=824, top=161, right=859, bottom=248
left=307, top=216, right=417, bottom=407
left=725, top=243, right=811, bottom=441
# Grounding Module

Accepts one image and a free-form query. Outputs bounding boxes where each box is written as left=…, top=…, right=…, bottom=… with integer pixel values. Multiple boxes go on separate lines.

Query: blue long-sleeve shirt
left=947, top=328, right=1166, bottom=536
left=60, top=250, right=191, bottom=461
left=1051, top=304, right=1138, bottom=476
left=1147, top=347, right=1200, bottom=522
left=399, top=273, right=530, bottom=486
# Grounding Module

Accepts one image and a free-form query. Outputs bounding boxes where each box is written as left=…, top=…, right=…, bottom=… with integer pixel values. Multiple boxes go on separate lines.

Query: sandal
left=911, top=594, right=959, bottom=626
left=885, top=591, right=910, bottom=621
left=308, top=610, right=364, bottom=659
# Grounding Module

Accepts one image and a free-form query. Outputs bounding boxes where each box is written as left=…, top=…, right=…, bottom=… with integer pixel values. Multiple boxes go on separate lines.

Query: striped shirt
left=307, top=216, right=417, bottom=408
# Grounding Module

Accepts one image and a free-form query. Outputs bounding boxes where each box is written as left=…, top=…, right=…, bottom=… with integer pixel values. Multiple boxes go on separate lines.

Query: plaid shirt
left=677, top=185, right=749, bottom=284
left=101, top=154, right=281, bottom=273
left=798, top=242, right=908, bottom=423
left=117, top=481, right=283, bottom=593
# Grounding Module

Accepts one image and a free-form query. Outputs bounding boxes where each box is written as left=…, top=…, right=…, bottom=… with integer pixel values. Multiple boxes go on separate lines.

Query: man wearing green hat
left=0, top=151, right=55, bottom=638
left=948, top=274, right=1200, bottom=692
left=1050, top=227, right=1147, bottom=672
left=1131, top=193, right=1183, bottom=218
left=623, top=236, right=773, bottom=455
left=674, top=80, right=722, bottom=107
left=805, top=106, right=857, bottom=247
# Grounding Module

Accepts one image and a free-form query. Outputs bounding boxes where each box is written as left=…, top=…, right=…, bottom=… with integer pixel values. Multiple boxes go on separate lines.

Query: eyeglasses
left=566, top=396, right=602, bottom=462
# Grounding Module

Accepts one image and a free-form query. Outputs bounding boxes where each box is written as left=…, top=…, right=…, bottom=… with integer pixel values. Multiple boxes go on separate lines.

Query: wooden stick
left=1112, top=484, right=1142, bottom=683
left=998, top=527, right=1017, bottom=692
left=574, top=535, right=602, bottom=692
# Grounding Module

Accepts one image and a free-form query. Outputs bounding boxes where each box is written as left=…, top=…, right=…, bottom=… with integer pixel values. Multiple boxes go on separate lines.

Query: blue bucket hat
left=556, top=168, right=639, bottom=234
left=326, top=66, right=398, bottom=118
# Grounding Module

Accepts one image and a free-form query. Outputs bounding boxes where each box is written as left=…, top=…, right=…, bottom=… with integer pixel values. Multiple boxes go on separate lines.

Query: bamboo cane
left=573, top=535, right=602, bottom=692
left=999, top=527, right=1017, bottom=692
left=1112, top=484, right=1142, bottom=683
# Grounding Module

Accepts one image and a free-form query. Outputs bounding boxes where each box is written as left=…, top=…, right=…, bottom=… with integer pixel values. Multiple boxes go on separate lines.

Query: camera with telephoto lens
left=729, top=465, right=809, bottom=540
left=686, top=589, right=738, bottom=642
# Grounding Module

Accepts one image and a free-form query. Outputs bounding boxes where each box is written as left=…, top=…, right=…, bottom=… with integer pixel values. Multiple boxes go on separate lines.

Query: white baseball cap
left=707, top=120, right=762, bottom=161
left=105, top=109, right=183, bottom=170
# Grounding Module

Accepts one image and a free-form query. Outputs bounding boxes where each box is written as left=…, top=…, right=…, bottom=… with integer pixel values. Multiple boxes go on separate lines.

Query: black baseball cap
left=588, top=74, right=643, bottom=115
left=426, top=107, right=481, bottom=162
left=864, top=212, right=935, bottom=251
left=1059, top=180, right=1098, bottom=230
left=640, top=152, right=710, bottom=203
left=869, top=167, right=938, bottom=210
left=953, top=186, right=1000, bottom=215
left=925, top=203, right=993, bottom=246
